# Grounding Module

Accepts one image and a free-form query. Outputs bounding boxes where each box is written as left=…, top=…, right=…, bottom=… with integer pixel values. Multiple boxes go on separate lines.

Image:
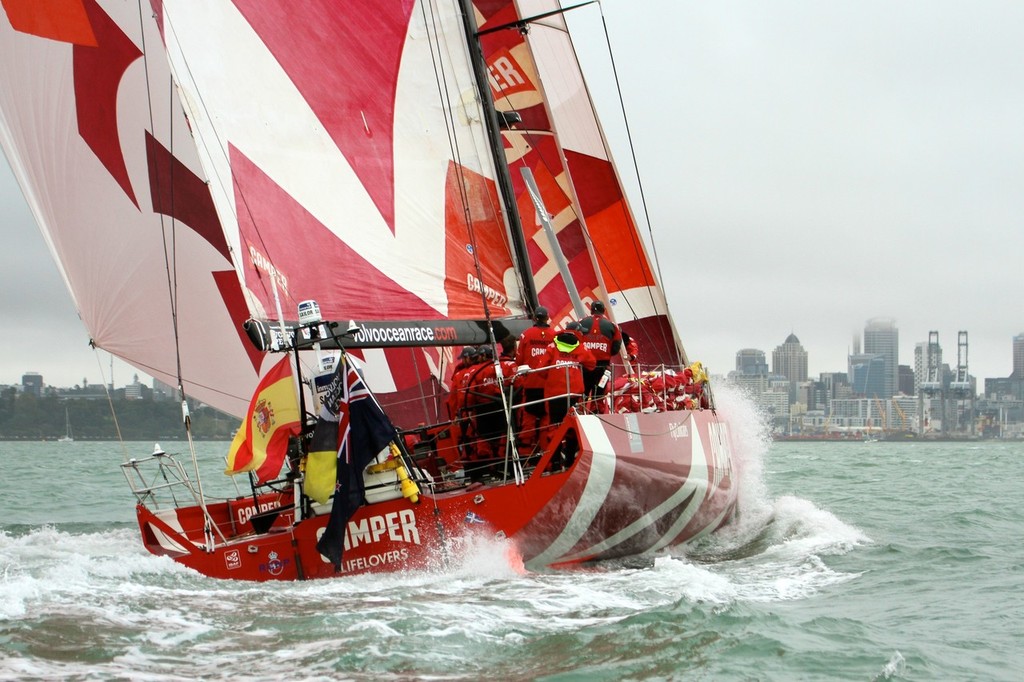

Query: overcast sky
left=2, top=0, right=1023, bottom=388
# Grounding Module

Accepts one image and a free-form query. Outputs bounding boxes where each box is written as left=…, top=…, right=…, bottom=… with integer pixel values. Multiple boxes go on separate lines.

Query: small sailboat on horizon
left=57, top=408, right=73, bottom=443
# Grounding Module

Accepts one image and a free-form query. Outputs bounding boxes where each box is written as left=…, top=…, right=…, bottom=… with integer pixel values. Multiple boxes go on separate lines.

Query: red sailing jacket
left=465, top=356, right=518, bottom=406
left=449, top=360, right=485, bottom=417
left=540, top=343, right=596, bottom=398
left=579, top=314, right=622, bottom=363
left=515, top=323, right=554, bottom=389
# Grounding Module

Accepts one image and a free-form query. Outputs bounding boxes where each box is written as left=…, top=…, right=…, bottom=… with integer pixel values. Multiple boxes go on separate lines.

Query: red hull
left=135, top=409, right=738, bottom=581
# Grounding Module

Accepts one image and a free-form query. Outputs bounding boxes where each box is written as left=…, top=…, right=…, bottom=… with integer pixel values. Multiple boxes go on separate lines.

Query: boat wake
left=664, top=384, right=871, bottom=603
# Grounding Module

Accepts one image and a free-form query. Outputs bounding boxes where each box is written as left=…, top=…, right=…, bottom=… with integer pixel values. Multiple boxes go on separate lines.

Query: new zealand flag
left=310, top=357, right=397, bottom=570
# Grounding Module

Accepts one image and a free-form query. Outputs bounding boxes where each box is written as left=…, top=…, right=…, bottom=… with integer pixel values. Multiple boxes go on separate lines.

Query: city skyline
left=6, top=321, right=1021, bottom=393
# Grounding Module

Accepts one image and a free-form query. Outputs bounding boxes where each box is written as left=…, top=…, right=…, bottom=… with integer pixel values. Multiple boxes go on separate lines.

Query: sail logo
left=350, top=324, right=458, bottom=345
left=248, top=244, right=289, bottom=294
left=487, top=49, right=533, bottom=97
left=467, top=274, right=508, bottom=307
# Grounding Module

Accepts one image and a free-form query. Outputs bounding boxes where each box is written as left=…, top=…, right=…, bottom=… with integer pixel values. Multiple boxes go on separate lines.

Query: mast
left=455, top=0, right=538, bottom=312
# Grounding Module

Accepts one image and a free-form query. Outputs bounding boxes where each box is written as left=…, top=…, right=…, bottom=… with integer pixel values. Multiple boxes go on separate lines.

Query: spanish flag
left=225, top=356, right=301, bottom=482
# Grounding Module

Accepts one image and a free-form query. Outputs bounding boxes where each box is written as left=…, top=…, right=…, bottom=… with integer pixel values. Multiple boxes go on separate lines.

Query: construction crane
left=892, top=399, right=908, bottom=432
left=950, top=331, right=975, bottom=435
left=918, top=331, right=943, bottom=435
left=872, top=395, right=888, bottom=435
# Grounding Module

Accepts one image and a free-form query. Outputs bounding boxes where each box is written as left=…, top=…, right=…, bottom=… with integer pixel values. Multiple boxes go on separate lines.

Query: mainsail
left=475, top=0, right=685, bottom=365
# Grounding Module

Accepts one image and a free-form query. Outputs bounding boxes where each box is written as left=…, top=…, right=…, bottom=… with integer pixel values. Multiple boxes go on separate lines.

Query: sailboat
left=58, top=408, right=74, bottom=443
left=0, top=1, right=738, bottom=580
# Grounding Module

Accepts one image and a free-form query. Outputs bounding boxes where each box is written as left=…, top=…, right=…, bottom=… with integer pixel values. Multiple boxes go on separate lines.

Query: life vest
left=578, top=314, right=622, bottom=362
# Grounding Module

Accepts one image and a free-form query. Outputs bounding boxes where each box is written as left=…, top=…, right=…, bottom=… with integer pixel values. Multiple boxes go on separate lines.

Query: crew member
left=464, top=340, right=517, bottom=461
left=514, top=306, right=554, bottom=445
left=447, top=346, right=478, bottom=420
left=540, top=327, right=596, bottom=429
left=578, top=300, right=622, bottom=412
left=450, top=346, right=484, bottom=449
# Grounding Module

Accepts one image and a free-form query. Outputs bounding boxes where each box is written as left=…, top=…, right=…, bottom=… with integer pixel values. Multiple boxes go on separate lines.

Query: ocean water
left=2, top=392, right=1022, bottom=681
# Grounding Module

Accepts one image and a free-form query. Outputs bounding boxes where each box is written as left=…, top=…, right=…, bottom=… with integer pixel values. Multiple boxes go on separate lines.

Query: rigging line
left=448, top=3, right=531, bottom=310
left=159, top=9, right=281, bottom=312
left=136, top=2, right=188, bottom=391
left=93, top=346, right=130, bottom=463
left=456, top=76, right=530, bottom=308
left=595, top=414, right=699, bottom=438
left=406, top=345, right=433, bottom=423
left=157, top=37, right=212, bottom=511
left=114, top=354, right=250, bottom=405
left=458, top=0, right=538, bottom=315
left=596, top=4, right=670, bottom=317
left=422, top=0, right=474, bottom=246
left=475, top=1, right=596, bottom=37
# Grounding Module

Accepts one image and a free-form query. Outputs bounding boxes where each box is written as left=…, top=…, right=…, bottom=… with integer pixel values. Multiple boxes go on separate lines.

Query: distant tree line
left=0, top=388, right=238, bottom=440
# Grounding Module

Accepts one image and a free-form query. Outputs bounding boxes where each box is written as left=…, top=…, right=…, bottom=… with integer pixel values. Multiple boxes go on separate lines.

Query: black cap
left=590, top=301, right=605, bottom=314
left=555, top=331, right=580, bottom=348
left=565, top=321, right=581, bottom=331
left=533, top=306, right=549, bottom=320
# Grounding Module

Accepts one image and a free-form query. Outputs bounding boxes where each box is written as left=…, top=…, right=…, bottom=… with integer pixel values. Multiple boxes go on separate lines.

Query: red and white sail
left=157, top=1, right=524, bottom=324
left=476, top=0, right=686, bottom=365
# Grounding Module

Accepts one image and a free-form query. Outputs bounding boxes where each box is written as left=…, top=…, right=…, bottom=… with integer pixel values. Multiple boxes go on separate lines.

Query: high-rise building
left=735, top=349, right=769, bottom=376
left=898, top=365, right=915, bottom=396
left=863, top=318, right=898, bottom=398
left=21, top=372, right=43, bottom=397
left=1013, top=333, right=1024, bottom=379
left=772, top=334, right=808, bottom=384
left=849, top=353, right=887, bottom=399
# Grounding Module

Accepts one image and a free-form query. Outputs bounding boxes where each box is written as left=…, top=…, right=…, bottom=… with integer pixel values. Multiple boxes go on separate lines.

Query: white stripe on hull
left=530, top=412, right=726, bottom=566
left=526, top=418, right=618, bottom=567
